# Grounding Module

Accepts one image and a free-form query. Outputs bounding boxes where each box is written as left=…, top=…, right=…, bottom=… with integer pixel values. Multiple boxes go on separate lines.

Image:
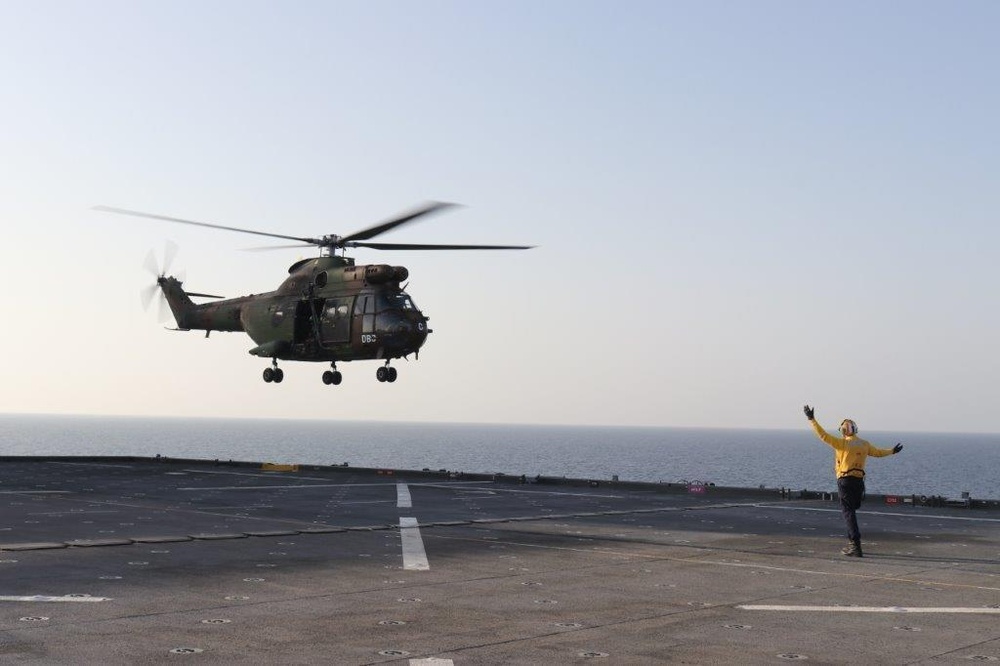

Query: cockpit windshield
left=377, top=291, right=418, bottom=312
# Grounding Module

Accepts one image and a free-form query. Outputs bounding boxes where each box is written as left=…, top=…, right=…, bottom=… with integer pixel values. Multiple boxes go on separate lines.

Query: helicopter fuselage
left=161, top=256, right=429, bottom=367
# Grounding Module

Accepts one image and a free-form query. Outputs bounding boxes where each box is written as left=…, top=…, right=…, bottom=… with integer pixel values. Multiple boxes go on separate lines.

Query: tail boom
left=158, top=277, right=247, bottom=332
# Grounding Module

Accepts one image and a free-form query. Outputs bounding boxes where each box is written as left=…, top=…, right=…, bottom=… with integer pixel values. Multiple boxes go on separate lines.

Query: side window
left=354, top=293, right=377, bottom=334
left=321, top=297, right=352, bottom=342
left=323, top=301, right=350, bottom=323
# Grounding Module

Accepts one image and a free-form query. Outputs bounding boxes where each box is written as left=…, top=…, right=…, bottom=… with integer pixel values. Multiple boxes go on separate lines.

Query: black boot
left=841, top=540, right=863, bottom=557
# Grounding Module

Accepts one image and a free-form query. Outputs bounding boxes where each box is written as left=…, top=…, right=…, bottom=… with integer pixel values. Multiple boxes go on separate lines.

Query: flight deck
left=1, top=457, right=998, bottom=664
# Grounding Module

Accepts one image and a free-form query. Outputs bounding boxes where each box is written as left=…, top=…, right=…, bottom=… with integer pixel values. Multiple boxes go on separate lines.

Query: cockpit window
left=377, top=292, right=417, bottom=312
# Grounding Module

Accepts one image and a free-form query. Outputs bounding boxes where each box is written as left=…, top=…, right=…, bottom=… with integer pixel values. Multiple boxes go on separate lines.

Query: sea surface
left=1, top=414, right=997, bottom=499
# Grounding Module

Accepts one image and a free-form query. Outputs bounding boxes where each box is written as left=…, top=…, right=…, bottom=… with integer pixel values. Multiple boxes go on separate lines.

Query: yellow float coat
left=809, top=420, right=894, bottom=479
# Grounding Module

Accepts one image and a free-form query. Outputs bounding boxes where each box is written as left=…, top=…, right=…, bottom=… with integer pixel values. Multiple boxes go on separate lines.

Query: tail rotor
left=141, top=241, right=182, bottom=322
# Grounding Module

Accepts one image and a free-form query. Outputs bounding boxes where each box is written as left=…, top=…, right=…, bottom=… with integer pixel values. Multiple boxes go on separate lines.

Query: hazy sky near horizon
left=1, top=2, right=998, bottom=432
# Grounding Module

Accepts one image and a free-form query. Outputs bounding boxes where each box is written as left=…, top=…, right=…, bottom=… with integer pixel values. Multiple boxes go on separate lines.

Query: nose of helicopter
left=411, top=316, right=429, bottom=346
left=401, top=315, right=429, bottom=349
left=380, top=312, right=429, bottom=352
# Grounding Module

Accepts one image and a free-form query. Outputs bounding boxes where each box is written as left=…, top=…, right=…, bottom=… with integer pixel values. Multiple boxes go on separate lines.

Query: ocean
left=1, top=414, right=997, bottom=500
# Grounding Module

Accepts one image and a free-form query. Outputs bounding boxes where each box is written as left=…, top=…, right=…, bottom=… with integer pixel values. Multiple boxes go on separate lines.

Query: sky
left=0, top=1, right=998, bottom=432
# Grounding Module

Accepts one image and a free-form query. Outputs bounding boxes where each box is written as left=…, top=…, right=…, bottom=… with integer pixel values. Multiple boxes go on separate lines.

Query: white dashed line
left=397, top=484, right=412, bottom=508
left=400, top=517, right=429, bottom=571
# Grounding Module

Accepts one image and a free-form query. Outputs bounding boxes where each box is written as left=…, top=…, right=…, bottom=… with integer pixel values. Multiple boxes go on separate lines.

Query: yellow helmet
left=840, top=419, right=858, bottom=436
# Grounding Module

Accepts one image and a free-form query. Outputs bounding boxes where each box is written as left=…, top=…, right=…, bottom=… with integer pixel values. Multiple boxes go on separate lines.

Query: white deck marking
left=420, top=484, right=625, bottom=499
left=183, top=469, right=491, bottom=485
left=177, top=481, right=492, bottom=491
left=397, top=484, right=412, bottom=508
left=428, top=534, right=1000, bottom=592
left=0, top=595, right=110, bottom=603
left=400, top=517, right=429, bottom=571
left=177, top=483, right=367, bottom=491
left=755, top=504, right=1000, bottom=523
left=739, top=605, right=1000, bottom=614
left=410, top=659, right=454, bottom=665
left=184, top=469, right=340, bottom=482
left=27, top=510, right=119, bottom=516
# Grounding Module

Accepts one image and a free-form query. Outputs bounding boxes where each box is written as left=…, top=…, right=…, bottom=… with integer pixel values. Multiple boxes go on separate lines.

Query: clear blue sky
left=1, top=2, right=997, bottom=431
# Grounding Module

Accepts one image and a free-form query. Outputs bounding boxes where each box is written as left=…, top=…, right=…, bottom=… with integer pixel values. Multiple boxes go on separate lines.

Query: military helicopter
left=95, top=202, right=532, bottom=385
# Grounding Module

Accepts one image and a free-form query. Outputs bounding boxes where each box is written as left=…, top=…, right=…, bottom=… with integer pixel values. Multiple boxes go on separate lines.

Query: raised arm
left=803, top=405, right=844, bottom=450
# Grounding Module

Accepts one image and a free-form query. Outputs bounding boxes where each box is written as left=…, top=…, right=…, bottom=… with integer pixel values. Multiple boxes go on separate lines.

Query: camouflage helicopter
left=96, top=202, right=532, bottom=385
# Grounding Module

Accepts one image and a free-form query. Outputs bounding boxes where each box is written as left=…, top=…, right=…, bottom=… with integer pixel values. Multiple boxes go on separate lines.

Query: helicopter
left=95, top=202, right=533, bottom=385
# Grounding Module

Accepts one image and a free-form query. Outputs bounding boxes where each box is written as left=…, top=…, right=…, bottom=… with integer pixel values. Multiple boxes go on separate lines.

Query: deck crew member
left=802, top=405, right=903, bottom=557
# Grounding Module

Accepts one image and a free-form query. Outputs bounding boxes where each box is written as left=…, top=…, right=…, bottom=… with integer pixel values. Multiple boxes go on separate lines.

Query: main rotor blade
left=340, top=201, right=459, bottom=243
left=243, top=243, right=317, bottom=252
left=94, top=205, right=320, bottom=245
left=348, top=241, right=534, bottom=250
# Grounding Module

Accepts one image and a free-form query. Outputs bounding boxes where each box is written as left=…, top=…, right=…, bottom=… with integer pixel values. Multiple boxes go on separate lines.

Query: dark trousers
left=837, top=476, right=865, bottom=544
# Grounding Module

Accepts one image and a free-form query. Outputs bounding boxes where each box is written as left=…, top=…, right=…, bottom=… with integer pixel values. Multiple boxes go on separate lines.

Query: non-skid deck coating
left=1, top=458, right=998, bottom=664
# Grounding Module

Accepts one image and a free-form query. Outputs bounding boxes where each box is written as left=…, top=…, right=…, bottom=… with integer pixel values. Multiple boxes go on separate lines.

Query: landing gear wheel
left=387, top=367, right=398, bottom=383
left=264, top=358, right=282, bottom=384
left=376, top=366, right=389, bottom=383
left=323, top=363, right=342, bottom=386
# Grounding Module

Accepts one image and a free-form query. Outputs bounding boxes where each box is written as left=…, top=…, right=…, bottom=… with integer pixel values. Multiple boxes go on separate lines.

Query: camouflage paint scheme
left=159, top=256, right=429, bottom=365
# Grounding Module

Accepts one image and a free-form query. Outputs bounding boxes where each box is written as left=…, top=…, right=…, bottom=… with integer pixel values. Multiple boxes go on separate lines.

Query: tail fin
left=157, top=276, right=197, bottom=329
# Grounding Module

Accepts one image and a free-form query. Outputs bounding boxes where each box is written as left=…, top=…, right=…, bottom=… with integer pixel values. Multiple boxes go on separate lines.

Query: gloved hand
left=803, top=405, right=815, bottom=420
left=892, top=443, right=903, bottom=454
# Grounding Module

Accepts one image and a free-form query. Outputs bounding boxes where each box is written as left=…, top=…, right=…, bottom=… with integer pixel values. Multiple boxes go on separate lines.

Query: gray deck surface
left=1, top=458, right=998, bottom=664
